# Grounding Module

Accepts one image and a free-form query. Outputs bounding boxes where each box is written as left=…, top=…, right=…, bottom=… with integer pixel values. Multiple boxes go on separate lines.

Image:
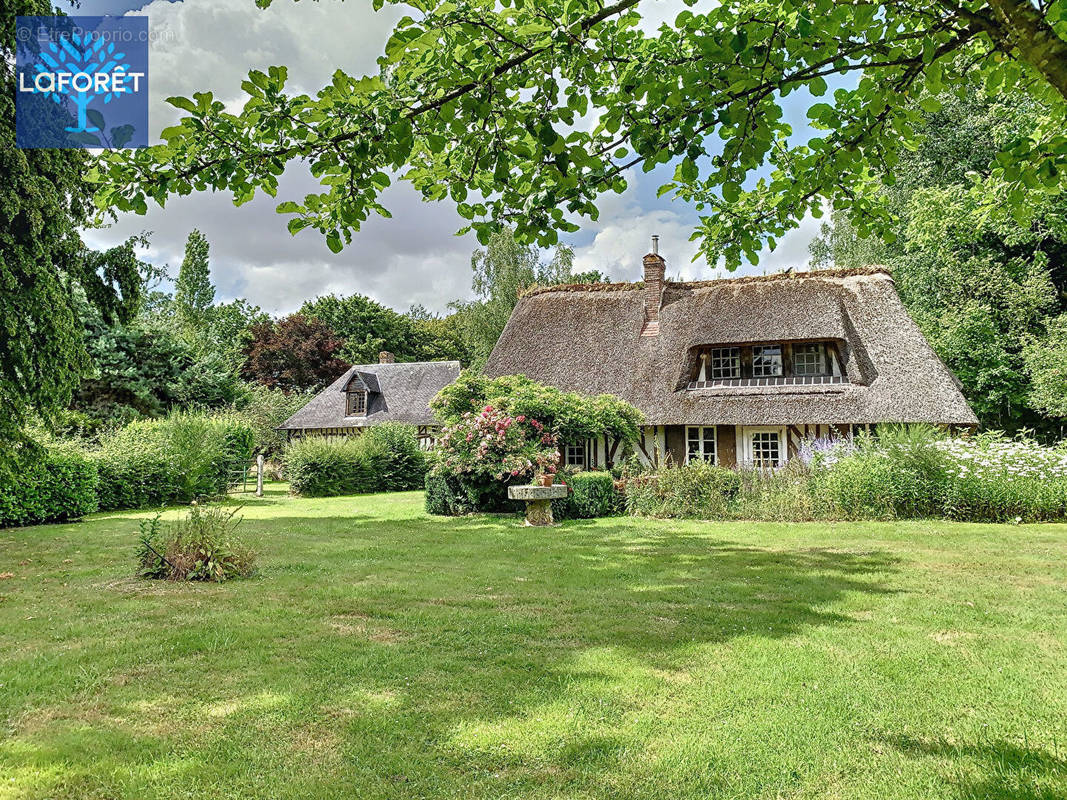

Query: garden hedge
left=94, top=412, right=255, bottom=511
left=0, top=449, right=99, bottom=528
left=285, top=424, right=426, bottom=497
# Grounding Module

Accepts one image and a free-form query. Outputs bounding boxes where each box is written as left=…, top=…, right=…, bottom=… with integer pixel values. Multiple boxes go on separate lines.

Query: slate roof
left=279, top=360, right=461, bottom=430
left=485, top=268, right=978, bottom=427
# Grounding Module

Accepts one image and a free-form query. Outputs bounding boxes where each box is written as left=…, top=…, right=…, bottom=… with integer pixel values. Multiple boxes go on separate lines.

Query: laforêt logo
left=16, top=16, right=149, bottom=149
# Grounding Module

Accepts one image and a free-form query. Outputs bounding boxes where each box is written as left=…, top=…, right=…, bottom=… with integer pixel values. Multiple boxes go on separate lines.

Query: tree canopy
left=432, top=370, right=644, bottom=444
left=241, top=314, right=349, bottom=392
left=300, top=292, right=426, bottom=365
left=95, top=0, right=1067, bottom=268
left=173, top=229, right=215, bottom=342
left=450, top=229, right=576, bottom=361
left=810, top=84, right=1067, bottom=434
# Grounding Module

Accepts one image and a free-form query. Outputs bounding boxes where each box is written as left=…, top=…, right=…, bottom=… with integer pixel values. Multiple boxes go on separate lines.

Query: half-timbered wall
left=287, top=425, right=443, bottom=449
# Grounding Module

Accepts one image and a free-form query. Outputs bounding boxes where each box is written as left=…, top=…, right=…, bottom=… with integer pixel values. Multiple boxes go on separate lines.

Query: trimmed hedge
left=285, top=424, right=425, bottom=497
left=556, top=471, right=620, bottom=519
left=424, top=471, right=475, bottom=516
left=0, top=449, right=99, bottom=528
left=94, top=412, right=255, bottom=511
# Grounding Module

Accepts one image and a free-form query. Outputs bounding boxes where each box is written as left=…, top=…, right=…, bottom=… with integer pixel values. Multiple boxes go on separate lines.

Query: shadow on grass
left=1, top=504, right=905, bottom=798
left=884, top=735, right=1067, bottom=800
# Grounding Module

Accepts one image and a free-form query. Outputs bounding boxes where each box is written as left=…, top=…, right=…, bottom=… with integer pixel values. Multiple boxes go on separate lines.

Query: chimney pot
left=379, top=351, right=395, bottom=363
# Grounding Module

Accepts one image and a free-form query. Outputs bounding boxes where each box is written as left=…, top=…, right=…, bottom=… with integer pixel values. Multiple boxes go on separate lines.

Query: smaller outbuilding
left=278, top=352, right=461, bottom=448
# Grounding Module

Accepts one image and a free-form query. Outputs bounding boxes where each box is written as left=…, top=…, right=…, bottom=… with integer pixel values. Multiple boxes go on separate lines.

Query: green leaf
left=919, top=97, right=942, bottom=113
left=166, top=96, right=197, bottom=114
left=110, top=125, right=134, bottom=149
left=326, top=231, right=343, bottom=253
left=722, top=181, right=741, bottom=203
left=87, top=109, right=106, bottom=132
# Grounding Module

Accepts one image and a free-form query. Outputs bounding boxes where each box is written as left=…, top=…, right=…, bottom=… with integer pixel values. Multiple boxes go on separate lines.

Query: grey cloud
left=83, top=0, right=818, bottom=319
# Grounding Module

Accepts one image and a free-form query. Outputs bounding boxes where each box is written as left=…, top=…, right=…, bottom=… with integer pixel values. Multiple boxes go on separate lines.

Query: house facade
left=278, top=352, right=461, bottom=449
left=484, top=249, right=977, bottom=469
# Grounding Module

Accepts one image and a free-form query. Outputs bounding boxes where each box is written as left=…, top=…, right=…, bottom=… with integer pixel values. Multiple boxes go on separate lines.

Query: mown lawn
left=1, top=486, right=1066, bottom=799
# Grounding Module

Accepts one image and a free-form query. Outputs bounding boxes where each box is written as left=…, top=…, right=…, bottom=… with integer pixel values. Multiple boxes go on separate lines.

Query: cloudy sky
left=71, top=0, right=823, bottom=315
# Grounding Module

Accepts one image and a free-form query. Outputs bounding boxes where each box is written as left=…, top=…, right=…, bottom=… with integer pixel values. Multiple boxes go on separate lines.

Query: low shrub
left=360, top=423, right=427, bottom=491
left=938, top=435, right=1067, bottom=522
left=136, top=504, right=256, bottom=582
left=0, top=447, right=99, bottom=528
left=811, top=426, right=951, bottom=520
left=284, top=437, right=387, bottom=497
left=93, top=411, right=255, bottom=511
left=424, top=471, right=475, bottom=516
left=733, top=462, right=821, bottom=522
left=566, top=471, right=621, bottom=519
left=626, top=462, right=741, bottom=518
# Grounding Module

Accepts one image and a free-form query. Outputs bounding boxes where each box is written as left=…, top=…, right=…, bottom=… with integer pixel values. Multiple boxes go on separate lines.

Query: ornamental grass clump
left=428, top=405, right=560, bottom=513
left=136, top=504, right=256, bottom=582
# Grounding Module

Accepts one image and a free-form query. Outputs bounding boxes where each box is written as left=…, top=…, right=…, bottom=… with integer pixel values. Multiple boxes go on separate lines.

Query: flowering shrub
left=937, top=434, right=1067, bottom=522
left=430, top=405, right=560, bottom=512
left=796, top=434, right=856, bottom=469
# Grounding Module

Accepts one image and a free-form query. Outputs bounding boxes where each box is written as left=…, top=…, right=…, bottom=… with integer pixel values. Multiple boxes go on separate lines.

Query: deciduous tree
left=241, top=314, right=349, bottom=392
left=96, top=0, right=1067, bottom=268
left=450, top=229, right=575, bottom=361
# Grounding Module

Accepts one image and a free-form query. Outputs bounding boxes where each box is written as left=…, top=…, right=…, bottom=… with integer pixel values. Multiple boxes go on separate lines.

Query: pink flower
left=517, top=415, right=526, bottom=422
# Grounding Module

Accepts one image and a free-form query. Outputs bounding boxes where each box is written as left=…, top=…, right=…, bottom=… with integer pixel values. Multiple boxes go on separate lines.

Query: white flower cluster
left=935, top=437, right=1067, bottom=480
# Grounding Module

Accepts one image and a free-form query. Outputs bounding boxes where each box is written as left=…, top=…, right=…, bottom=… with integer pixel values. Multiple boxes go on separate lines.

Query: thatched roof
left=486, top=268, right=977, bottom=427
left=279, top=360, right=461, bottom=430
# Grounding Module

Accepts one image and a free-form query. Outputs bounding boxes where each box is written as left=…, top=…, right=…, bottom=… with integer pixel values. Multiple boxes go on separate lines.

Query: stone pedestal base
left=525, top=498, right=553, bottom=526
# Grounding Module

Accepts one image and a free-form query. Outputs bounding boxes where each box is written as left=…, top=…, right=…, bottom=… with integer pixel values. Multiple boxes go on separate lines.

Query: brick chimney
left=378, top=351, right=395, bottom=364
left=642, top=235, right=665, bottom=335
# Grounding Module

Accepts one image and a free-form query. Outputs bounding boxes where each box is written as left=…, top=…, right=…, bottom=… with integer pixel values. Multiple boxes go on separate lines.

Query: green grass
left=2, top=486, right=1066, bottom=799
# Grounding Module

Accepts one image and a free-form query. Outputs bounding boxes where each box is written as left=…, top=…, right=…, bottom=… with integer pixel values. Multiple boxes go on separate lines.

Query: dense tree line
left=810, top=84, right=1067, bottom=436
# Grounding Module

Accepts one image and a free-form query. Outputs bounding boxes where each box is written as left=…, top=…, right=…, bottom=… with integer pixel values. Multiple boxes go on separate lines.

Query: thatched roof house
left=279, top=352, right=460, bottom=446
left=485, top=248, right=976, bottom=469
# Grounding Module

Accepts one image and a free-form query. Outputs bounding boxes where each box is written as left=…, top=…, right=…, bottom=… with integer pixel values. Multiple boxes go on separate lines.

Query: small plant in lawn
left=136, top=503, right=256, bottom=582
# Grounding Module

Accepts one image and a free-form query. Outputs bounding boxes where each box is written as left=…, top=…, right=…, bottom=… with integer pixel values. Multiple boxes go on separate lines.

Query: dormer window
left=689, top=340, right=845, bottom=388
left=752, top=345, right=783, bottom=377
left=346, top=390, right=367, bottom=417
left=792, top=343, right=829, bottom=376
left=706, top=347, right=741, bottom=380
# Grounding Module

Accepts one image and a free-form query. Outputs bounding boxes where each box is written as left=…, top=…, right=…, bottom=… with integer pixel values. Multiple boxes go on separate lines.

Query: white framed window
left=793, top=343, right=828, bottom=376
left=741, top=426, right=786, bottom=468
left=752, top=345, right=783, bottom=377
left=346, top=390, right=367, bottom=416
left=565, top=443, right=585, bottom=468
left=707, top=347, right=741, bottom=380
left=686, top=426, right=717, bottom=464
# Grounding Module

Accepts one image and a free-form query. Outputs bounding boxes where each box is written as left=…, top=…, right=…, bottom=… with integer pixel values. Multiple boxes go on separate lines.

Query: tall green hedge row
left=1, top=413, right=255, bottom=527
left=284, top=423, right=427, bottom=498
left=94, top=412, right=255, bottom=511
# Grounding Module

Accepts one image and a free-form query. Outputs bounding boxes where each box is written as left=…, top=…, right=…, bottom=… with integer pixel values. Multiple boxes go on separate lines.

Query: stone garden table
left=508, top=484, right=569, bottom=526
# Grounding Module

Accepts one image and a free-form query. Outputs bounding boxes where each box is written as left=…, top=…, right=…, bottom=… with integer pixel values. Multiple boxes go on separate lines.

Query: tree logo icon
left=15, top=16, right=149, bottom=150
